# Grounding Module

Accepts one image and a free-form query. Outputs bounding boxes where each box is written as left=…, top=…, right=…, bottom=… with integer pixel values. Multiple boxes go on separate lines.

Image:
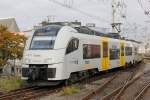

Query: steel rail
left=0, top=87, right=41, bottom=100
left=0, top=87, right=38, bottom=99
left=112, top=73, right=143, bottom=100
left=101, top=67, right=139, bottom=100
left=112, top=69, right=150, bottom=100
left=134, top=80, right=150, bottom=100
left=82, top=73, right=118, bottom=100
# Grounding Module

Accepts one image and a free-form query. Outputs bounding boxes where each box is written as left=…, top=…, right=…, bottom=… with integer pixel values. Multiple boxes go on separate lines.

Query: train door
left=101, top=37, right=109, bottom=70
left=120, top=41, right=126, bottom=66
left=65, top=38, right=80, bottom=73
left=109, top=41, right=120, bottom=69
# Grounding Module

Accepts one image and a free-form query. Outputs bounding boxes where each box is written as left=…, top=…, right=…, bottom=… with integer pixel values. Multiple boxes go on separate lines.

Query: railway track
left=134, top=80, right=150, bottom=100
left=81, top=63, right=144, bottom=100
left=82, top=73, right=119, bottom=100
left=0, top=86, right=62, bottom=100
left=82, top=71, right=135, bottom=100
left=0, top=69, right=120, bottom=100
left=100, top=63, right=150, bottom=100
left=97, top=68, right=150, bottom=100
left=136, top=79, right=150, bottom=100
left=0, top=63, right=146, bottom=100
left=0, top=69, right=121, bottom=100
left=101, top=70, right=139, bottom=100
left=118, top=71, right=150, bottom=100
left=0, top=68, right=131, bottom=100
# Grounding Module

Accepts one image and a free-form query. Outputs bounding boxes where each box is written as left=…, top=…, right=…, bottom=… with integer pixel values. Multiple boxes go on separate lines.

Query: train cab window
left=66, top=39, right=79, bottom=54
left=103, top=42, right=108, bottom=57
left=125, top=47, right=132, bottom=56
left=30, top=25, right=62, bottom=50
left=83, top=44, right=100, bottom=59
left=30, top=40, right=55, bottom=49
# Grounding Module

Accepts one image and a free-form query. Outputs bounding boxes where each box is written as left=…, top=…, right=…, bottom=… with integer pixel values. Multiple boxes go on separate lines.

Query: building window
left=83, top=44, right=100, bottom=59
left=66, top=38, right=79, bottom=54
left=126, top=47, right=132, bottom=56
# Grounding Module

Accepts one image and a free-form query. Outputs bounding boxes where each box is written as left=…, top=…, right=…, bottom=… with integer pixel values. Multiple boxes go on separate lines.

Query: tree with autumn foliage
left=0, top=25, right=27, bottom=67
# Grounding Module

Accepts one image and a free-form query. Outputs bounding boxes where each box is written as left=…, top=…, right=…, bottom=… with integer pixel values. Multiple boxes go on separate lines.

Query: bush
left=0, top=76, right=24, bottom=92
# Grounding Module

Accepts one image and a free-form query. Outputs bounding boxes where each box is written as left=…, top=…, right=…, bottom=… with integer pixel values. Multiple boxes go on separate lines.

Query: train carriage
left=21, top=24, right=142, bottom=86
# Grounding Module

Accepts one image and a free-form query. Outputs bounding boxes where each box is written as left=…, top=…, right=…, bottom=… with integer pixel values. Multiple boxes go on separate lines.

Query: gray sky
left=0, top=0, right=150, bottom=40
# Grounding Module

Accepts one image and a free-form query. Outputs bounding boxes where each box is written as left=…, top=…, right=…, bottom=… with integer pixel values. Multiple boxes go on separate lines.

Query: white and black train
left=21, top=24, right=142, bottom=86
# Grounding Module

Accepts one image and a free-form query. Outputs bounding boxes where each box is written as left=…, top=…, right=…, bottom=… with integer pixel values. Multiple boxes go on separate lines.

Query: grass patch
left=61, top=85, right=81, bottom=96
left=0, top=76, right=24, bottom=92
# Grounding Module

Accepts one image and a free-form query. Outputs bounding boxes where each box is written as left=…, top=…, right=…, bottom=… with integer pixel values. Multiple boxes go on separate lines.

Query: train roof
left=36, top=22, right=141, bottom=44
left=74, top=26, right=121, bottom=39
left=125, top=39, right=142, bottom=44
left=73, top=26, right=141, bottom=44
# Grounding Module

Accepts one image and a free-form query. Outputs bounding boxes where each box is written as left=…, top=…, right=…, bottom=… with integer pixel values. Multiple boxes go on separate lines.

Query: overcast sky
left=0, top=0, right=150, bottom=41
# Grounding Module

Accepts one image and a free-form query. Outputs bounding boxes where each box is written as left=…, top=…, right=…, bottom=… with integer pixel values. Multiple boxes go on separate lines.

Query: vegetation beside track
left=61, top=85, right=81, bottom=96
left=0, top=76, right=24, bottom=92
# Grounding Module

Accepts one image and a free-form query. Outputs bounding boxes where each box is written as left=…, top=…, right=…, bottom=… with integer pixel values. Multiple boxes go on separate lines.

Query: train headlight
left=23, top=58, right=30, bottom=64
left=22, top=64, right=29, bottom=68
left=44, top=58, right=52, bottom=63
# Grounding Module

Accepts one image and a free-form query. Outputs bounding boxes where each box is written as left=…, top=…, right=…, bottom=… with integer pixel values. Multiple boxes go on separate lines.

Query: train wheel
left=64, top=79, right=71, bottom=86
left=65, top=73, right=78, bottom=86
left=125, top=62, right=129, bottom=68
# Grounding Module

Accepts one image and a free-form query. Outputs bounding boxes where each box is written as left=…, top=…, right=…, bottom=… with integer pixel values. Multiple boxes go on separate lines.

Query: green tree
left=0, top=25, right=27, bottom=67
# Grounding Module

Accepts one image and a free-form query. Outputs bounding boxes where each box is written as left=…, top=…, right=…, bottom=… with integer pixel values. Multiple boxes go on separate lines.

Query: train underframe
left=22, top=60, right=142, bottom=86
left=22, top=64, right=64, bottom=86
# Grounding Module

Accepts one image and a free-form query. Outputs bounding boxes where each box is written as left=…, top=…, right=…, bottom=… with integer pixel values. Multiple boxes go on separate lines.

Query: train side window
left=83, top=44, right=88, bottom=58
left=134, top=47, right=138, bottom=55
left=66, top=39, right=79, bottom=54
left=110, top=49, right=120, bottom=60
left=125, top=47, right=132, bottom=56
left=103, top=42, right=108, bottom=57
left=83, top=44, right=100, bottom=59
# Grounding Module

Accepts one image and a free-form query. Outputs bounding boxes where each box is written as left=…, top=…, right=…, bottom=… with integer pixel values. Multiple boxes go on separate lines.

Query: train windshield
left=30, top=40, right=55, bottom=49
left=30, top=25, right=61, bottom=50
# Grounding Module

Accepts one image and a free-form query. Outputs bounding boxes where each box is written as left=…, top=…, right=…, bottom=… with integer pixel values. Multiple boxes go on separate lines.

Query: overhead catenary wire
left=137, top=0, right=144, bottom=9
left=137, top=0, right=150, bottom=18
left=48, top=0, right=110, bottom=23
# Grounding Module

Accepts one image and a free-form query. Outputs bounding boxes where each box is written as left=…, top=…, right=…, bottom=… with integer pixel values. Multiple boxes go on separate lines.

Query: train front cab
left=21, top=25, right=71, bottom=86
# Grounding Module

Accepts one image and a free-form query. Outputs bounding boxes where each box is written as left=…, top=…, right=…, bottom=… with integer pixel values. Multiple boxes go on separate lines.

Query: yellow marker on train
left=120, top=40, right=126, bottom=67
left=101, top=37, right=110, bottom=71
